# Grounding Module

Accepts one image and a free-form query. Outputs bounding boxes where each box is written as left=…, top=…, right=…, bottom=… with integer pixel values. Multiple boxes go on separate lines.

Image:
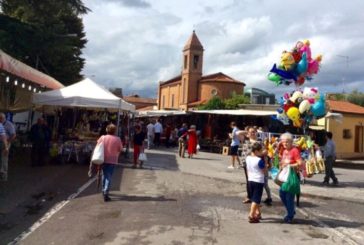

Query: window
left=171, top=94, right=175, bottom=108
left=343, top=129, right=352, bottom=139
left=184, top=55, right=188, bottom=69
left=162, top=95, right=165, bottom=108
left=211, top=89, right=217, bottom=96
left=193, top=55, right=199, bottom=69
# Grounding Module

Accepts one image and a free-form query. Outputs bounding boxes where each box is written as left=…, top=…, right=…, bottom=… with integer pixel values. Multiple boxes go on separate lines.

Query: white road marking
left=271, top=192, right=359, bottom=245
left=9, top=176, right=97, bottom=245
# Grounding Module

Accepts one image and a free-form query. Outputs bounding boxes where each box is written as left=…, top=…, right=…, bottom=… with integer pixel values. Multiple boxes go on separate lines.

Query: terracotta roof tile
left=123, top=96, right=157, bottom=104
left=159, top=75, right=182, bottom=86
left=200, top=72, right=245, bottom=85
left=327, top=100, right=364, bottom=114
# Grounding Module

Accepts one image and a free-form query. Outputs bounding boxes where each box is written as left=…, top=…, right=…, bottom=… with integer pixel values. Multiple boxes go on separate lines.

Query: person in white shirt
left=146, top=121, right=155, bottom=149
left=228, top=122, right=241, bottom=169
left=246, top=142, right=266, bottom=223
left=153, top=119, right=163, bottom=147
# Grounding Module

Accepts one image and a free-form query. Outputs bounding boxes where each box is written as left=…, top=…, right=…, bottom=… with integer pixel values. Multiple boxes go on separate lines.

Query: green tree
left=347, top=90, right=364, bottom=107
left=198, top=96, right=225, bottom=110
left=223, top=92, right=250, bottom=109
left=0, top=0, right=89, bottom=86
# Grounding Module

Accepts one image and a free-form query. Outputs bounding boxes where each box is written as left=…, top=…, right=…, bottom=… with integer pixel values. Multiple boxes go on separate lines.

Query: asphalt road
left=1, top=148, right=364, bottom=245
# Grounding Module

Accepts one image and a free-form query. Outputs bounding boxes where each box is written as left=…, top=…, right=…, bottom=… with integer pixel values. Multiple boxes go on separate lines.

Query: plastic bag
left=138, top=153, right=147, bottom=161
left=281, top=166, right=301, bottom=195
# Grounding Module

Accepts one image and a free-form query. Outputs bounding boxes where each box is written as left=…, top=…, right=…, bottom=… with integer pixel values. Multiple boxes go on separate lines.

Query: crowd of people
left=228, top=122, right=339, bottom=224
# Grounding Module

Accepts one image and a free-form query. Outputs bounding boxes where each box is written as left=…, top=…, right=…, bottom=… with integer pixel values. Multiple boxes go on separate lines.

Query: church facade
left=158, top=31, right=245, bottom=111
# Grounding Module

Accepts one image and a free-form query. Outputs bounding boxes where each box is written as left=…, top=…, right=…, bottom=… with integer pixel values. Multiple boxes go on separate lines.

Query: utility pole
left=336, top=55, right=349, bottom=93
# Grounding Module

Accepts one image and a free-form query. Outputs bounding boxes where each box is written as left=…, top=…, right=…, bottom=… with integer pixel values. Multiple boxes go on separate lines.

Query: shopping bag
left=281, top=166, right=301, bottom=195
left=269, top=166, right=279, bottom=180
left=91, top=141, right=104, bottom=165
left=138, top=153, right=147, bottom=161
left=196, top=144, right=200, bottom=150
left=274, top=165, right=289, bottom=186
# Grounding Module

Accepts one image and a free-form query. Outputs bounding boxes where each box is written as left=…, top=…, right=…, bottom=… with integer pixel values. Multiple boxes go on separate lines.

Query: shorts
left=230, top=145, right=239, bottom=156
left=248, top=181, right=264, bottom=204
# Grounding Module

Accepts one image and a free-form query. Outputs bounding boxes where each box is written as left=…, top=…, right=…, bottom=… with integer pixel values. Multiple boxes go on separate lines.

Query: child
left=246, top=142, right=266, bottom=223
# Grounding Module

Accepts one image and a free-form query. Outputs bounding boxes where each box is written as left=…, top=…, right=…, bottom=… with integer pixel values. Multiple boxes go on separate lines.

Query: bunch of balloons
left=268, top=40, right=323, bottom=86
left=274, top=87, right=326, bottom=128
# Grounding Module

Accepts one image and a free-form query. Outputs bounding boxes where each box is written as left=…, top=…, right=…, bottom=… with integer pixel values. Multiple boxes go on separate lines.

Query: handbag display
left=138, top=153, right=147, bottom=161
left=91, top=137, right=104, bottom=165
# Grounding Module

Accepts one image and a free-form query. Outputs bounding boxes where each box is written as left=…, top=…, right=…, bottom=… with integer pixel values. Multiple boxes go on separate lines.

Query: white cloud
left=81, top=0, right=364, bottom=97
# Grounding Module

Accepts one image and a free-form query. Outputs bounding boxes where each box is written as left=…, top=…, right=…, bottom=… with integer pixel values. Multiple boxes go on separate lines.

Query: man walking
left=0, top=113, right=16, bottom=181
left=323, top=131, right=338, bottom=185
left=228, top=122, right=241, bottom=169
left=146, top=120, right=154, bottom=149
left=153, top=119, right=163, bottom=147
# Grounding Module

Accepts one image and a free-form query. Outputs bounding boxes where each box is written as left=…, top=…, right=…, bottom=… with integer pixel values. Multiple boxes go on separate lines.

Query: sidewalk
left=335, top=159, right=364, bottom=169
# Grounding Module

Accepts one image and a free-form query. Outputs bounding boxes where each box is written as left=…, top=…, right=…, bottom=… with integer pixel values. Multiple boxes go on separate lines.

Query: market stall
left=32, top=78, right=135, bottom=163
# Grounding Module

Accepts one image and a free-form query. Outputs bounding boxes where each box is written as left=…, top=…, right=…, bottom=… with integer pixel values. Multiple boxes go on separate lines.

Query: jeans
left=324, top=156, right=338, bottom=182
left=279, top=188, right=295, bottom=220
left=102, top=163, right=115, bottom=195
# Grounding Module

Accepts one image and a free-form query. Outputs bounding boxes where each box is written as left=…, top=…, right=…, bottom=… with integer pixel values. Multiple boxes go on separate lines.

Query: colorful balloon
left=311, top=94, right=326, bottom=117
left=280, top=51, right=295, bottom=71
left=299, top=100, right=311, bottom=114
left=270, top=64, right=297, bottom=81
left=296, top=52, right=308, bottom=74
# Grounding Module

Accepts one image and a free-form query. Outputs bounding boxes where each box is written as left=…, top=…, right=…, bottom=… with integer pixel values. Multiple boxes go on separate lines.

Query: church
left=158, top=31, right=245, bottom=111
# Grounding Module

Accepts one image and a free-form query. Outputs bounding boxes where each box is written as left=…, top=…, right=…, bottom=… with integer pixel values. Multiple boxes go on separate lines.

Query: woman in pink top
left=97, top=124, right=123, bottom=202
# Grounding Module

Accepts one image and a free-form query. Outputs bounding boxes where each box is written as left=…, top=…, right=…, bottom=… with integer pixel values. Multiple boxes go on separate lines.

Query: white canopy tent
left=32, top=78, right=135, bottom=111
left=192, top=109, right=276, bottom=116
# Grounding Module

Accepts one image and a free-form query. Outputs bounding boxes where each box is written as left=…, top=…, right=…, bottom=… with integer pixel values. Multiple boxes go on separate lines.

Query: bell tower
left=180, top=30, right=204, bottom=110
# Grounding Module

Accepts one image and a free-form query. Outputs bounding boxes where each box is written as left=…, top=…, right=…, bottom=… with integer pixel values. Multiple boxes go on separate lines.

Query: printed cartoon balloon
left=268, top=39, right=322, bottom=86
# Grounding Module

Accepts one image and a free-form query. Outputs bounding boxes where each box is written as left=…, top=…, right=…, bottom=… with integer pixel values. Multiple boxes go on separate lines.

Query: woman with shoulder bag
left=278, top=133, right=303, bottom=223
left=99, top=124, right=123, bottom=202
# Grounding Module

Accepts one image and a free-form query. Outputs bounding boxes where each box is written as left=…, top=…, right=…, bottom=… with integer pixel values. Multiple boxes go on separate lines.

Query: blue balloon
left=270, top=64, right=297, bottom=81
left=311, top=94, right=326, bottom=117
left=296, top=52, right=308, bottom=74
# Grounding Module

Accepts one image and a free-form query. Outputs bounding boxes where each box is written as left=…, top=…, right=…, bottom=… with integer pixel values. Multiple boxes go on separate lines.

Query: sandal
left=256, top=214, right=262, bottom=220
left=248, top=216, right=260, bottom=223
left=242, top=199, right=251, bottom=204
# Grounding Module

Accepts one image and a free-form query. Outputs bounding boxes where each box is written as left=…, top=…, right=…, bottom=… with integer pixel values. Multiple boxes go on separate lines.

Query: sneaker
left=103, top=194, right=111, bottom=202
left=227, top=165, right=234, bottom=169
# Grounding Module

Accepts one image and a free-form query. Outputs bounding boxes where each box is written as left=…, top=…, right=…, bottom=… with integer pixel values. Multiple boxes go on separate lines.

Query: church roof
left=159, top=74, right=182, bottom=86
left=160, top=72, right=245, bottom=87
left=200, top=72, right=245, bottom=85
left=183, top=30, right=204, bottom=51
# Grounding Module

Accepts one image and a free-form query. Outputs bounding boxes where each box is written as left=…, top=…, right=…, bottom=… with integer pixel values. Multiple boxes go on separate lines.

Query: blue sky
left=82, top=0, right=364, bottom=98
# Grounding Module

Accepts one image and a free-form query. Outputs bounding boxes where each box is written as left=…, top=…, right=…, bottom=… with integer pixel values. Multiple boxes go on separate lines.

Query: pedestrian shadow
left=262, top=217, right=363, bottom=228
left=108, top=194, right=177, bottom=202
left=304, top=179, right=364, bottom=188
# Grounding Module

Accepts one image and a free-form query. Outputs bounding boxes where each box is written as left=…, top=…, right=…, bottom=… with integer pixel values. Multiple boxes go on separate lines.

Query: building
left=158, top=31, right=245, bottom=111
left=244, top=88, right=275, bottom=105
left=317, top=100, right=364, bottom=158
left=123, top=94, right=157, bottom=110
